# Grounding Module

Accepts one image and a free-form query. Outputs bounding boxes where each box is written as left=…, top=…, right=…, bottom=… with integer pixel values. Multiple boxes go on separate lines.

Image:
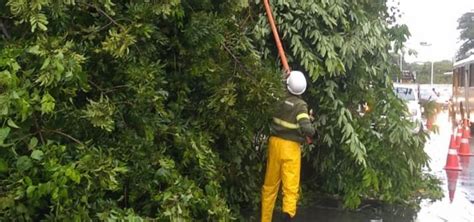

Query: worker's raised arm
left=296, top=104, right=315, bottom=137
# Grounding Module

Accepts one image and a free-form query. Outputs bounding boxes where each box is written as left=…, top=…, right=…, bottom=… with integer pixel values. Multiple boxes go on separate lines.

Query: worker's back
left=270, top=94, right=310, bottom=144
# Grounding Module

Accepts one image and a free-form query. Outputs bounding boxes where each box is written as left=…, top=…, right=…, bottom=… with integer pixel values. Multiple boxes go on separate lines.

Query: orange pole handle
left=263, top=0, right=290, bottom=76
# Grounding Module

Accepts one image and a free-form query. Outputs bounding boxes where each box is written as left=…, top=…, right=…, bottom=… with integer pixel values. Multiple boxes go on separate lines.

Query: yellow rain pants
left=261, top=136, right=301, bottom=222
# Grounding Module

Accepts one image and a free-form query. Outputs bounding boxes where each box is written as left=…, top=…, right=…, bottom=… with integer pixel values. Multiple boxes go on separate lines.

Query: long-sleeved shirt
left=270, top=94, right=315, bottom=143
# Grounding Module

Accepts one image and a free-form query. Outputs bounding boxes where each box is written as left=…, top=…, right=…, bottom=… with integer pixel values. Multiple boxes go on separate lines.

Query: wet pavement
left=415, top=112, right=474, bottom=222
left=278, top=112, right=474, bottom=222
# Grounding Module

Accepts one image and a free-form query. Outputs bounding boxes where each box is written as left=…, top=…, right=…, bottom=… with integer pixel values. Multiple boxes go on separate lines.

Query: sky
left=395, top=0, right=474, bottom=62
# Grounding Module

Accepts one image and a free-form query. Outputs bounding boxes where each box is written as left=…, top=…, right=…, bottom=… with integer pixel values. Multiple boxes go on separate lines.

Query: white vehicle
left=393, top=83, right=423, bottom=132
left=419, top=87, right=438, bottom=103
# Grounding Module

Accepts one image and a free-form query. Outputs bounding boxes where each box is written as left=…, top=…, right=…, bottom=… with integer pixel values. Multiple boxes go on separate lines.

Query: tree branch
left=98, top=21, right=113, bottom=31
left=221, top=43, right=259, bottom=83
left=0, top=21, right=11, bottom=40
left=34, top=116, right=45, bottom=145
left=88, top=80, right=105, bottom=91
left=80, top=2, right=124, bottom=30
left=88, top=80, right=130, bottom=94
left=0, top=16, right=13, bottom=20
left=104, top=85, right=130, bottom=93
left=42, top=129, right=84, bottom=146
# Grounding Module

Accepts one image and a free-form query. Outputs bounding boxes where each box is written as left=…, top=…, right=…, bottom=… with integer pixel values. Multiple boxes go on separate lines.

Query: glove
left=309, top=109, right=315, bottom=122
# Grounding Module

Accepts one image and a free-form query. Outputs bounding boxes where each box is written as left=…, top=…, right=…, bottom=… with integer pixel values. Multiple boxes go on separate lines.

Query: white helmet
left=287, top=71, right=307, bottom=95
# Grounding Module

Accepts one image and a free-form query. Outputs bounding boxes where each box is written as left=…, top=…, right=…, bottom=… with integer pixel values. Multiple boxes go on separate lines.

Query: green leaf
left=38, top=23, right=47, bottom=31
left=27, top=45, right=41, bottom=55
left=26, top=186, right=36, bottom=198
left=7, top=119, right=20, bottom=129
left=0, top=127, right=11, bottom=145
left=65, top=167, right=81, bottom=184
left=31, top=150, right=44, bottom=161
left=238, top=0, right=249, bottom=9
left=0, top=104, right=8, bottom=116
left=0, top=158, right=8, bottom=173
left=16, top=156, right=32, bottom=171
left=24, top=177, right=32, bottom=186
left=41, top=93, right=55, bottom=114
left=28, top=137, right=38, bottom=149
left=11, top=61, right=20, bottom=72
left=41, top=58, right=50, bottom=70
left=38, top=183, right=50, bottom=196
left=54, top=59, right=64, bottom=73
left=52, top=187, right=59, bottom=200
left=0, top=196, right=14, bottom=210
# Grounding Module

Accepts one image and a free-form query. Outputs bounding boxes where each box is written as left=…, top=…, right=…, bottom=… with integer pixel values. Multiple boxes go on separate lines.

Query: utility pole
left=420, top=42, right=434, bottom=86
left=430, top=61, right=434, bottom=86
left=398, top=53, right=403, bottom=83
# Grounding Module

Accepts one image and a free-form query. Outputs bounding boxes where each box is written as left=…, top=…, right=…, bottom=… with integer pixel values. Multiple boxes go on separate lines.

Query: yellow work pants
left=261, top=136, right=301, bottom=222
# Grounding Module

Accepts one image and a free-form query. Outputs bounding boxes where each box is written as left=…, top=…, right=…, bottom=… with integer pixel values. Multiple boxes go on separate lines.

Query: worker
left=261, top=71, right=315, bottom=222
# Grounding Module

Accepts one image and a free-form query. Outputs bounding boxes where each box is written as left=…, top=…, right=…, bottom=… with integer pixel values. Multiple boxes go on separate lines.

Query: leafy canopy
left=457, top=11, right=474, bottom=60
left=0, top=0, right=440, bottom=220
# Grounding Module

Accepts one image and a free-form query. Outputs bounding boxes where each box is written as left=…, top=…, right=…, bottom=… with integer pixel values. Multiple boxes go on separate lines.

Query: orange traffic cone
left=446, top=170, right=460, bottom=203
left=459, top=132, right=474, bottom=156
left=464, top=119, right=471, bottom=139
left=463, top=124, right=471, bottom=139
left=444, top=134, right=462, bottom=171
left=455, top=127, right=463, bottom=149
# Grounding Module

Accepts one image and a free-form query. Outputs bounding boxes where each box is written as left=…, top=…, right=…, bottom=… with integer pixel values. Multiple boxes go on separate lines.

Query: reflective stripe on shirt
left=296, top=113, right=310, bottom=121
left=273, top=117, right=299, bottom=129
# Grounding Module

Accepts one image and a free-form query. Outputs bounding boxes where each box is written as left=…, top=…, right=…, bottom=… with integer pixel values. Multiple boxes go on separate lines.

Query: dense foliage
left=0, top=0, right=440, bottom=220
left=457, top=11, right=474, bottom=60
left=261, top=0, right=437, bottom=209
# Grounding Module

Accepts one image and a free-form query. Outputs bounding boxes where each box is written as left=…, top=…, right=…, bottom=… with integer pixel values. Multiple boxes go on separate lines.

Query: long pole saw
left=263, top=0, right=313, bottom=144
left=263, top=0, right=290, bottom=77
